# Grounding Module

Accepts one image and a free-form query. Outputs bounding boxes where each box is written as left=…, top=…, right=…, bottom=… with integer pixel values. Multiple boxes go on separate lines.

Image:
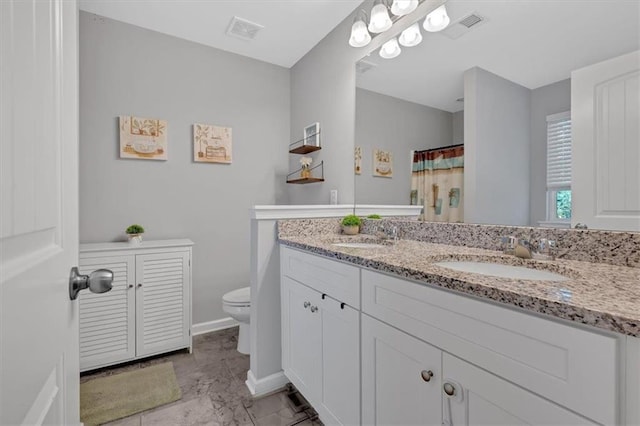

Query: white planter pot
left=128, top=234, right=143, bottom=245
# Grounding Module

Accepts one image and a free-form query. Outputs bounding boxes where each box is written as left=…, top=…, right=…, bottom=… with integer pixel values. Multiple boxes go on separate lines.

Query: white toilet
left=222, top=286, right=250, bottom=354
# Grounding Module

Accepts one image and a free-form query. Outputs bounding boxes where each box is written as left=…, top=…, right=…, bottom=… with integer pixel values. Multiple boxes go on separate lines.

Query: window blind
left=546, top=111, right=572, bottom=189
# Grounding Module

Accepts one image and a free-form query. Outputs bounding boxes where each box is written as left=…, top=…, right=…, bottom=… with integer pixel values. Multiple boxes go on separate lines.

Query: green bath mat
left=80, top=362, right=181, bottom=426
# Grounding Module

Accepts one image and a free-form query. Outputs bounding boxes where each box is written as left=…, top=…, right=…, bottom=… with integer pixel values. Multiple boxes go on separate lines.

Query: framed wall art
left=119, top=116, right=167, bottom=160
left=373, top=148, right=393, bottom=178
left=193, top=123, right=232, bottom=164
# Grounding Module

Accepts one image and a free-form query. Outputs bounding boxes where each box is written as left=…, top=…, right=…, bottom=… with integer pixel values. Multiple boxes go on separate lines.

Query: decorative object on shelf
left=193, top=123, right=232, bottom=164
left=287, top=161, right=325, bottom=184
left=355, top=146, right=362, bottom=174
left=300, top=156, right=313, bottom=179
left=126, top=224, right=145, bottom=245
left=348, top=0, right=450, bottom=59
left=373, top=148, right=393, bottom=177
left=303, top=122, right=321, bottom=147
left=119, top=116, right=167, bottom=160
left=341, top=214, right=362, bottom=235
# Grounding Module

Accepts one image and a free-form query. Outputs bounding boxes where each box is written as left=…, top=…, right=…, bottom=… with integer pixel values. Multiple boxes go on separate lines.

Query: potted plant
left=126, top=224, right=145, bottom=245
left=341, top=214, right=362, bottom=235
left=367, top=214, right=382, bottom=219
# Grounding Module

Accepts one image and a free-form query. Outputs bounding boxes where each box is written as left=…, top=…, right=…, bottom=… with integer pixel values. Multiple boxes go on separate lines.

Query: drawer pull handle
left=443, top=382, right=456, bottom=396
left=303, top=301, right=311, bottom=309
left=421, top=370, right=433, bottom=382
left=310, top=306, right=318, bottom=313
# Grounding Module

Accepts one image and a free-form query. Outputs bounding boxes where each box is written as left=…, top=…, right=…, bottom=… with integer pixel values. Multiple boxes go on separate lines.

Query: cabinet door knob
left=421, top=370, right=434, bottom=382
left=128, top=284, right=133, bottom=289
left=137, top=283, right=143, bottom=288
left=310, top=306, right=318, bottom=313
left=303, top=301, right=311, bottom=308
left=443, top=382, right=456, bottom=396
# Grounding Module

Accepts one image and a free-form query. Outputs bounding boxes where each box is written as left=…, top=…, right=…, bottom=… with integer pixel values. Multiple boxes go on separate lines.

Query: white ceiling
left=79, top=0, right=362, bottom=68
left=357, top=0, right=640, bottom=112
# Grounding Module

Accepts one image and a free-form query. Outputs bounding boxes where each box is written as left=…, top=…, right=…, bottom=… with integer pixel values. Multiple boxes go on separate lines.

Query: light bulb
left=379, top=37, right=401, bottom=59
left=368, top=0, right=393, bottom=33
left=423, top=4, right=450, bottom=32
left=398, top=23, right=422, bottom=47
left=391, top=0, right=418, bottom=16
left=349, top=19, right=371, bottom=47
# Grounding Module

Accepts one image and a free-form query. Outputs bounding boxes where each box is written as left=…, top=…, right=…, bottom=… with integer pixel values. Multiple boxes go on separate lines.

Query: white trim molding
left=251, top=204, right=422, bottom=220
left=192, top=317, right=238, bottom=336
left=246, top=370, right=289, bottom=397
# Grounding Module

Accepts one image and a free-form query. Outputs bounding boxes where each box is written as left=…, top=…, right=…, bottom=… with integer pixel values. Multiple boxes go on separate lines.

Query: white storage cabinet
left=79, top=239, right=193, bottom=372
left=280, top=247, right=360, bottom=426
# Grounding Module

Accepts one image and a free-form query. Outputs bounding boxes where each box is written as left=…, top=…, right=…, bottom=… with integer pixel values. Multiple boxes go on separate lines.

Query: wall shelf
left=289, top=131, right=322, bottom=154
left=287, top=161, right=324, bottom=184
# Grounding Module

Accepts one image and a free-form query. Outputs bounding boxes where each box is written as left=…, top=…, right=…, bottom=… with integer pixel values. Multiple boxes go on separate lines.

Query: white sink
left=332, top=242, right=386, bottom=249
left=434, top=261, right=569, bottom=281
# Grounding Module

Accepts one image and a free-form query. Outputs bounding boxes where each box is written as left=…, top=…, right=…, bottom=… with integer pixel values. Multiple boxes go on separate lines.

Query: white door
left=361, top=315, right=442, bottom=426
left=572, top=50, right=640, bottom=231
left=135, top=251, right=191, bottom=357
left=320, top=296, right=359, bottom=425
left=443, top=354, right=597, bottom=426
left=1, top=0, right=80, bottom=424
left=281, top=277, right=322, bottom=402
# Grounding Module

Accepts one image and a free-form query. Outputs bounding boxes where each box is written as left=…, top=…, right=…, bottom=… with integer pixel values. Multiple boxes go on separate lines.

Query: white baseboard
left=192, top=317, right=238, bottom=336
left=246, top=369, right=289, bottom=397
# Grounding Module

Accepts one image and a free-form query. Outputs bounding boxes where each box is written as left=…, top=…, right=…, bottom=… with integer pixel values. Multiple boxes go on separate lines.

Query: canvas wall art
left=194, top=123, right=232, bottom=164
left=119, top=116, right=167, bottom=160
left=373, top=148, right=393, bottom=178
left=354, top=146, right=362, bottom=175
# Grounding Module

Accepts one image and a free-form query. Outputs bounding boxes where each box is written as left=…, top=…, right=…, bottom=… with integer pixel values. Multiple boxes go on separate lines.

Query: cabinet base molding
left=246, top=370, right=289, bottom=397
left=192, top=317, right=238, bottom=336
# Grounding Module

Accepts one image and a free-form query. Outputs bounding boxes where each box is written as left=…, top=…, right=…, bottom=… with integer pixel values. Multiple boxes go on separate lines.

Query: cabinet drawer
left=280, top=246, right=360, bottom=308
left=362, top=269, right=618, bottom=425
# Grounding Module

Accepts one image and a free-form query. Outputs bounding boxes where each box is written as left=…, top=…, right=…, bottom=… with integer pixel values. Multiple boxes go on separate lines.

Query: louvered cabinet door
left=135, top=251, right=191, bottom=357
left=79, top=255, right=136, bottom=371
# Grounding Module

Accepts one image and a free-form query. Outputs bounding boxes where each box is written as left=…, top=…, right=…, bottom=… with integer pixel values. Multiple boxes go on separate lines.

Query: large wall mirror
left=354, top=0, right=639, bottom=231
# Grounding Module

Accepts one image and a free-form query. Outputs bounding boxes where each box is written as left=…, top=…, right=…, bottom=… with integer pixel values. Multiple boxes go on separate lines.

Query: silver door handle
left=69, top=267, right=113, bottom=300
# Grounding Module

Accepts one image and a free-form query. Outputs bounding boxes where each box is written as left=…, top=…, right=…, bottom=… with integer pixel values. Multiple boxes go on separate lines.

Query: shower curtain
left=411, top=146, right=464, bottom=222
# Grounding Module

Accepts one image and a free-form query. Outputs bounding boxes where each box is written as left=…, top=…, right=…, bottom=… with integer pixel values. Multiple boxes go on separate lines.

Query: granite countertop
left=278, top=233, right=640, bottom=337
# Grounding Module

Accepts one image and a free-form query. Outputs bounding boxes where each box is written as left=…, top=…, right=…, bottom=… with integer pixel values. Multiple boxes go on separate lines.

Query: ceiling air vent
left=440, top=12, right=487, bottom=40
left=226, top=16, right=264, bottom=41
left=356, top=60, right=378, bottom=74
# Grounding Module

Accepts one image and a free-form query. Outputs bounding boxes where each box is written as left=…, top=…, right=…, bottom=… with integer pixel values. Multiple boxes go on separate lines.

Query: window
left=546, top=111, right=572, bottom=223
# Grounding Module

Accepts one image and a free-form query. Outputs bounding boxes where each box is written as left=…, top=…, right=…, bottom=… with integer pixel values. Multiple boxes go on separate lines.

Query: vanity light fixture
left=379, top=37, right=402, bottom=59
left=349, top=10, right=372, bottom=47
left=423, top=4, right=450, bottom=32
left=398, top=22, right=422, bottom=47
left=391, top=0, right=419, bottom=16
left=369, top=0, right=393, bottom=33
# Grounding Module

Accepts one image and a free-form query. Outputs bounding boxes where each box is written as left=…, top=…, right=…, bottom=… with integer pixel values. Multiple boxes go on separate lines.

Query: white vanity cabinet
left=280, top=247, right=360, bottom=426
left=79, top=239, right=193, bottom=372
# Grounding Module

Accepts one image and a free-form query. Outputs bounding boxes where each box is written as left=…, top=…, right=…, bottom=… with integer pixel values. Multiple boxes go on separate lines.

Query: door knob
left=310, top=306, right=318, bottom=313
left=69, top=267, right=113, bottom=300
left=421, top=370, right=434, bottom=382
left=304, top=301, right=311, bottom=309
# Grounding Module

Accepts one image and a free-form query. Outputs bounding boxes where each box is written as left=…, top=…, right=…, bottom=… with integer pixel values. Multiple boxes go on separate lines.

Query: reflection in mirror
left=354, top=0, right=639, bottom=231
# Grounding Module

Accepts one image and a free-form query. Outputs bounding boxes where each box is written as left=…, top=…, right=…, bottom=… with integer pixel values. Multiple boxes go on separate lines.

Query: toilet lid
left=223, top=287, right=250, bottom=305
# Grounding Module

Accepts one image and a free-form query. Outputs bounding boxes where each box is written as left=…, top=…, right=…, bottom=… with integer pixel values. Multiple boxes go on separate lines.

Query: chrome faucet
left=376, top=224, right=398, bottom=243
left=501, top=236, right=556, bottom=260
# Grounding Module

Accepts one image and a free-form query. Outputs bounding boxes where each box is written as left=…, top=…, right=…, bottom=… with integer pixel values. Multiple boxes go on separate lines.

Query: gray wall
left=355, top=88, right=452, bottom=204
left=79, top=12, right=290, bottom=325
left=464, top=67, right=531, bottom=226
left=288, top=5, right=363, bottom=205
left=530, top=79, right=571, bottom=225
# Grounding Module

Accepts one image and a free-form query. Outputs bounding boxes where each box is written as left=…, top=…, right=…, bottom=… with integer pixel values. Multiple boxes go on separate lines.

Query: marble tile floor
left=81, top=327, right=321, bottom=426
